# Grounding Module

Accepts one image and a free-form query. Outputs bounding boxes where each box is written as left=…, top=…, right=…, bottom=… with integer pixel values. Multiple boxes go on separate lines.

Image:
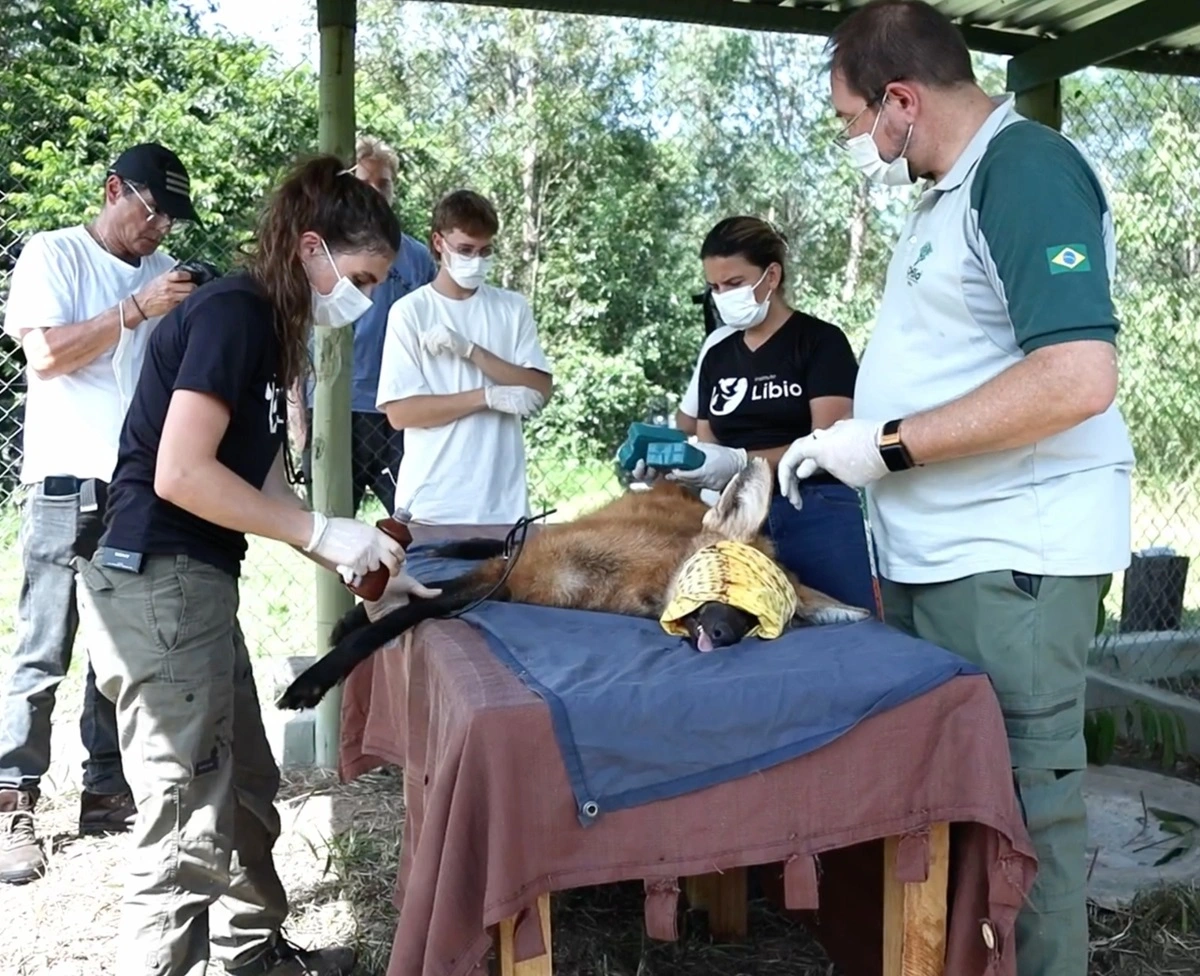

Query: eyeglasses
left=445, top=242, right=495, bottom=259
left=124, top=181, right=175, bottom=231
left=833, top=105, right=874, bottom=149
left=832, top=87, right=895, bottom=150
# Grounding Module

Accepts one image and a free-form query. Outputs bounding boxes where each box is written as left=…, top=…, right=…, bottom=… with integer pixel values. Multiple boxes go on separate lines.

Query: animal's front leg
left=791, top=581, right=872, bottom=625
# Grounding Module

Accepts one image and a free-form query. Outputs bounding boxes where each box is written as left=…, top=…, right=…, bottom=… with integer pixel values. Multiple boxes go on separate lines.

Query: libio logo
left=709, top=377, right=749, bottom=416
left=710, top=376, right=802, bottom=416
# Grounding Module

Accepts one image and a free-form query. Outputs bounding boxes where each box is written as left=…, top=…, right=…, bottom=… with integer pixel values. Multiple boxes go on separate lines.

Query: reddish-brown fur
left=440, top=464, right=859, bottom=623
left=277, top=458, right=867, bottom=711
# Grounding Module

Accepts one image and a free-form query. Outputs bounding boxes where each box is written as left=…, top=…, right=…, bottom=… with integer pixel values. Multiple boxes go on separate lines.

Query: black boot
left=78, top=789, right=137, bottom=836
left=227, top=935, right=357, bottom=976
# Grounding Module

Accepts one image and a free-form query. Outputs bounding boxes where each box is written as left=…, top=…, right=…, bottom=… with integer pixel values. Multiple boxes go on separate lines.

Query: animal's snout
left=684, top=601, right=758, bottom=653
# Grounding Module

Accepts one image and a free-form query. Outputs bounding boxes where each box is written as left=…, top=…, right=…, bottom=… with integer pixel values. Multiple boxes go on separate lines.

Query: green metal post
left=1014, top=80, right=1063, bottom=131
left=313, top=0, right=357, bottom=770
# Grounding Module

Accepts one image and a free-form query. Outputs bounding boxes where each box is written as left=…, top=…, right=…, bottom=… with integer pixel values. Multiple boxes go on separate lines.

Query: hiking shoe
left=79, top=789, right=136, bottom=836
left=227, top=935, right=357, bottom=976
left=0, top=788, right=45, bottom=885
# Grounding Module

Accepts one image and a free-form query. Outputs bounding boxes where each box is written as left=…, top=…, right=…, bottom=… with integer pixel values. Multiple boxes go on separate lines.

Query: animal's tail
left=426, top=538, right=508, bottom=560
left=276, top=566, right=506, bottom=710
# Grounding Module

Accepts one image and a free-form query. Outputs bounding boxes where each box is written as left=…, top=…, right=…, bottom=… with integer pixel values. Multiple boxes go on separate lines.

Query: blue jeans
left=765, top=483, right=878, bottom=616
left=0, top=484, right=127, bottom=794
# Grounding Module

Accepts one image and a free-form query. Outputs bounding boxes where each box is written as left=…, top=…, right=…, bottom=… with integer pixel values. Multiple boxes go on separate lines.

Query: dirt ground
left=2, top=669, right=1198, bottom=975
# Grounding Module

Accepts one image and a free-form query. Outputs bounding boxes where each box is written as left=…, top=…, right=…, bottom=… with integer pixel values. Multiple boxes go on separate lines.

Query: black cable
left=440, top=507, right=556, bottom=619
left=283, top=443, right=305, bottom=487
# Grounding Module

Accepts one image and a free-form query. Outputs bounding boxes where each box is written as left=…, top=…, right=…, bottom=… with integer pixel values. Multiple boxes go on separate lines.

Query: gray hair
left=355, top=135, right=399, bottom=180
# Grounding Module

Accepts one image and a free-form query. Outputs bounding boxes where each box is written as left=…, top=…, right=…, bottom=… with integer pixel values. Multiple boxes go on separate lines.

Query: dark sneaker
left=227, top=936, right=357, bottom=976
left=78, top=789, right=137, bottom=836
left=0, top=788, right=45, bottom=885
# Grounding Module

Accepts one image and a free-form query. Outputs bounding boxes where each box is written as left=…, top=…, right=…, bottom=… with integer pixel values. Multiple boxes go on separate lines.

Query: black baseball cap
left=109, top=142, right=200, bottom=223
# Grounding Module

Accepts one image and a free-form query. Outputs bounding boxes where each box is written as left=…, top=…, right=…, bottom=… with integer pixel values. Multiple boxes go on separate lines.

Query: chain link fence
left=0, top=0, right=322, bottom=661
left=2, top=2, right=1199, bottom=710
left=1059, top=68, right=1200, bottom=712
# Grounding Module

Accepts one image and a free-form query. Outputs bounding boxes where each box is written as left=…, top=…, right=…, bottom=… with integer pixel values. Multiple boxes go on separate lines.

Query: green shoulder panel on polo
left=971, top=121, right=1119, bottom=354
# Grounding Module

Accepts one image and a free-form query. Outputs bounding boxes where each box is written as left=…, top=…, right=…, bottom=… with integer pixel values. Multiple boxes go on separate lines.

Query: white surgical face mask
left=711, top=268, right=771, bottom=331
left=845, top=96, right=916, bottom=187
left=442, top=245, right=494, bottom=291
left=310, top=240, right=373, bottom=328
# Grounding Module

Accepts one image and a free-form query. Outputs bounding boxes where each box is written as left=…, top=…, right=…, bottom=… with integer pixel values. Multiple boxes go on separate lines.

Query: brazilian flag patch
left=1046, top=244, right=1091, bottom=274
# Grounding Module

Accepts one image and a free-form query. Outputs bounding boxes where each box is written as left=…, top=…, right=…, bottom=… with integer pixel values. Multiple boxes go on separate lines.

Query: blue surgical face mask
left=711, top=268, right=771, bottom=330
left=442, top=246, right=494, bottom=291
left=844, top=95, right=916, bottom=187
left=310, top=239, right=372, bottom=328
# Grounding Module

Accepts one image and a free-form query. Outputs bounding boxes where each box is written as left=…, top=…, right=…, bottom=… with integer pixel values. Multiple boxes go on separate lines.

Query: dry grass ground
left=3, top=669, right=1199, bottom=976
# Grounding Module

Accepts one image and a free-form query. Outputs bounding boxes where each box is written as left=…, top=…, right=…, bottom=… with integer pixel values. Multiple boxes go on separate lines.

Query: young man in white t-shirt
left=377, top=190, right=553, bottom=525
left=0, top=143, right=200, bottom=884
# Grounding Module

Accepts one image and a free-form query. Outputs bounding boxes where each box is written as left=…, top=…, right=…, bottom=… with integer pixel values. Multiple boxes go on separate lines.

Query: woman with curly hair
left=76, top=154, right=436, bottom=976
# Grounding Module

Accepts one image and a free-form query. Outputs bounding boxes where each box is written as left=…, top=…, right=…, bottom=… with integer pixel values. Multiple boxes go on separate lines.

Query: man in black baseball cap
left=109, top=141, right=201, bottom=225
left=0, top=138, right=200, bottom=885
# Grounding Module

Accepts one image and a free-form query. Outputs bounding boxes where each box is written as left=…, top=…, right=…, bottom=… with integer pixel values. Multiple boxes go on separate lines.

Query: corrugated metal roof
left=895, top=0, right=1200, bottom=52
left=433, top=0, right=1200, bottom=77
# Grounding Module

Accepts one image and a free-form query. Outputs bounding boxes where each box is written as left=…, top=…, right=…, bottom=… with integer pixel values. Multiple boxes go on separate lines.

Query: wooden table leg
left=684, top=867, right=748, bottom=940
left=883, top=822, right=950, bottom=976
left=497, top=892, right=553, bottom=976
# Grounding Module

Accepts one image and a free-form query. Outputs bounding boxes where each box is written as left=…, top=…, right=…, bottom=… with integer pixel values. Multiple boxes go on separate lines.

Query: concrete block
left=263, top=655, right=319, bottom=769
left=1091, top=631, right=1200, bottom=682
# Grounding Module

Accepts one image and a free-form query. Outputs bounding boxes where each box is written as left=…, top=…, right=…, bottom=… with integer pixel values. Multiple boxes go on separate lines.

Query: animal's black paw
left=276, top=676, right=328, bottom=711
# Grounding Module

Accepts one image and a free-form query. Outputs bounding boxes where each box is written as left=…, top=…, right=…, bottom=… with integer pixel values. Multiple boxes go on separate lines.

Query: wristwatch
left=877, top=418, right=916, bottom=472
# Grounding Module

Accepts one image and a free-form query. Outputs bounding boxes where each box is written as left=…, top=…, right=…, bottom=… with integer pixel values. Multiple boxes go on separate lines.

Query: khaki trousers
left=882, top=570, right=1103, bottom=976
left=76, top=553, right=288, bottom=976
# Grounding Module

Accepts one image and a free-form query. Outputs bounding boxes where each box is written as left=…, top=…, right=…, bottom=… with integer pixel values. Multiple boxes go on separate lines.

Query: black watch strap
left=878, top=418, right=915, bottom=472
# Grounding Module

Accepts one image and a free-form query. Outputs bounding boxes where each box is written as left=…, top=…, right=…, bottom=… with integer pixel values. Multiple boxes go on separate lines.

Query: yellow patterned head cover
left=660, top=540, right=798, bottom=640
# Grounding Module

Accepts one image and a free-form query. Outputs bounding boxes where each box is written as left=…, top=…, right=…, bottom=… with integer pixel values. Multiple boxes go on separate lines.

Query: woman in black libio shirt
left=75, top=156, right=435, bottom=976
left=647, top=216, right=877, bottom=614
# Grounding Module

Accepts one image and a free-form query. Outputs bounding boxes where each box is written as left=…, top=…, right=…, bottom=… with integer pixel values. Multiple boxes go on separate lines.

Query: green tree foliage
left=1, top=0, right=317, bottom=258
left=1062, top=72, right=1200, bottom=484
left=0, top=0, right=317, bottom=494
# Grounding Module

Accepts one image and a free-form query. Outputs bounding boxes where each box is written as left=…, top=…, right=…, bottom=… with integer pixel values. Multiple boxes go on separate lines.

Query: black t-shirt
left=102, top=273, right=287, bottom=577
left=697, top=311, right=858, bottom=471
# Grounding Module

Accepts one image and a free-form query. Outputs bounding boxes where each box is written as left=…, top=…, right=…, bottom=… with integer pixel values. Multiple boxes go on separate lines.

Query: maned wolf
left=278, top=458, right=870, bottom=710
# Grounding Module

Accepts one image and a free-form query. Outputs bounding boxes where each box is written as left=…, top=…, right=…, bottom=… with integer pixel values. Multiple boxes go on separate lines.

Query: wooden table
left=495, top=821, right=951, bottom=976
left=340, top=610, right=1034, bottom=976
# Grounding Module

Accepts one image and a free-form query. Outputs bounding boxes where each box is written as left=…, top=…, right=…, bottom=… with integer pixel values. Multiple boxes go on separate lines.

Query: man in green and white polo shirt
left=778, top=2, right=1134, bottom=974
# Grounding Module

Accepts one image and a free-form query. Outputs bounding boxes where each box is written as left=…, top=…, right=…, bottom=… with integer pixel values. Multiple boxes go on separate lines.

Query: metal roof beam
left=1006, top=0, right=1200, bottom=92
left=415, top=0, right=1042, bottom=57
left=414, top=0, right=1200, bottom=80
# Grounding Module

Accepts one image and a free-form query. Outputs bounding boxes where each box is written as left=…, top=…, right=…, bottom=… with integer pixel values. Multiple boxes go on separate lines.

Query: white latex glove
left=778, top=418, right=888, bottom=507
left=303, top=513, right=406, bottom=584
left=484, top=385, right=545, bottom=417
left=364, top=572, right=444, bottom=622
left=630, top=458, right=663, bottom=485
left=666, top=441, right=748, bottom=491
left=421, top=321, right=475, bottom=359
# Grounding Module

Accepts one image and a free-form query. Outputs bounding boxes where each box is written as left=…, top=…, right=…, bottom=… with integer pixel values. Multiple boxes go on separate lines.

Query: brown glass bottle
left=346, top=517, right=414, bottom=601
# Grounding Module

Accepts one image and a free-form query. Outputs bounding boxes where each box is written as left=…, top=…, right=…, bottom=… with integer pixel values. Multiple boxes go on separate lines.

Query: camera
left=172, top=259, right=222, bottom=287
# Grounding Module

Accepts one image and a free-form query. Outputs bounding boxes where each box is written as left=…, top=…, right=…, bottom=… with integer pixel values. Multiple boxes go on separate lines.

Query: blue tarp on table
left=405, top=542, right=981, bottom=825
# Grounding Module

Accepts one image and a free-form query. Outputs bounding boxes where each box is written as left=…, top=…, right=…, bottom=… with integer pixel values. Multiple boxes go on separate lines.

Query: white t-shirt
left=3, top=226, right=174, bottom=483
left=679, top=325, right=736, bottom=417
left=376, top=282, right=551, bottom=525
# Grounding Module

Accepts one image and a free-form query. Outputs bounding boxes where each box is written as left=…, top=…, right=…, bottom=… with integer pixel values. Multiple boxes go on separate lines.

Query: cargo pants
left=881, top=571, right=1102, bottom=976
left=75, top=552, right=289, bottom=976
